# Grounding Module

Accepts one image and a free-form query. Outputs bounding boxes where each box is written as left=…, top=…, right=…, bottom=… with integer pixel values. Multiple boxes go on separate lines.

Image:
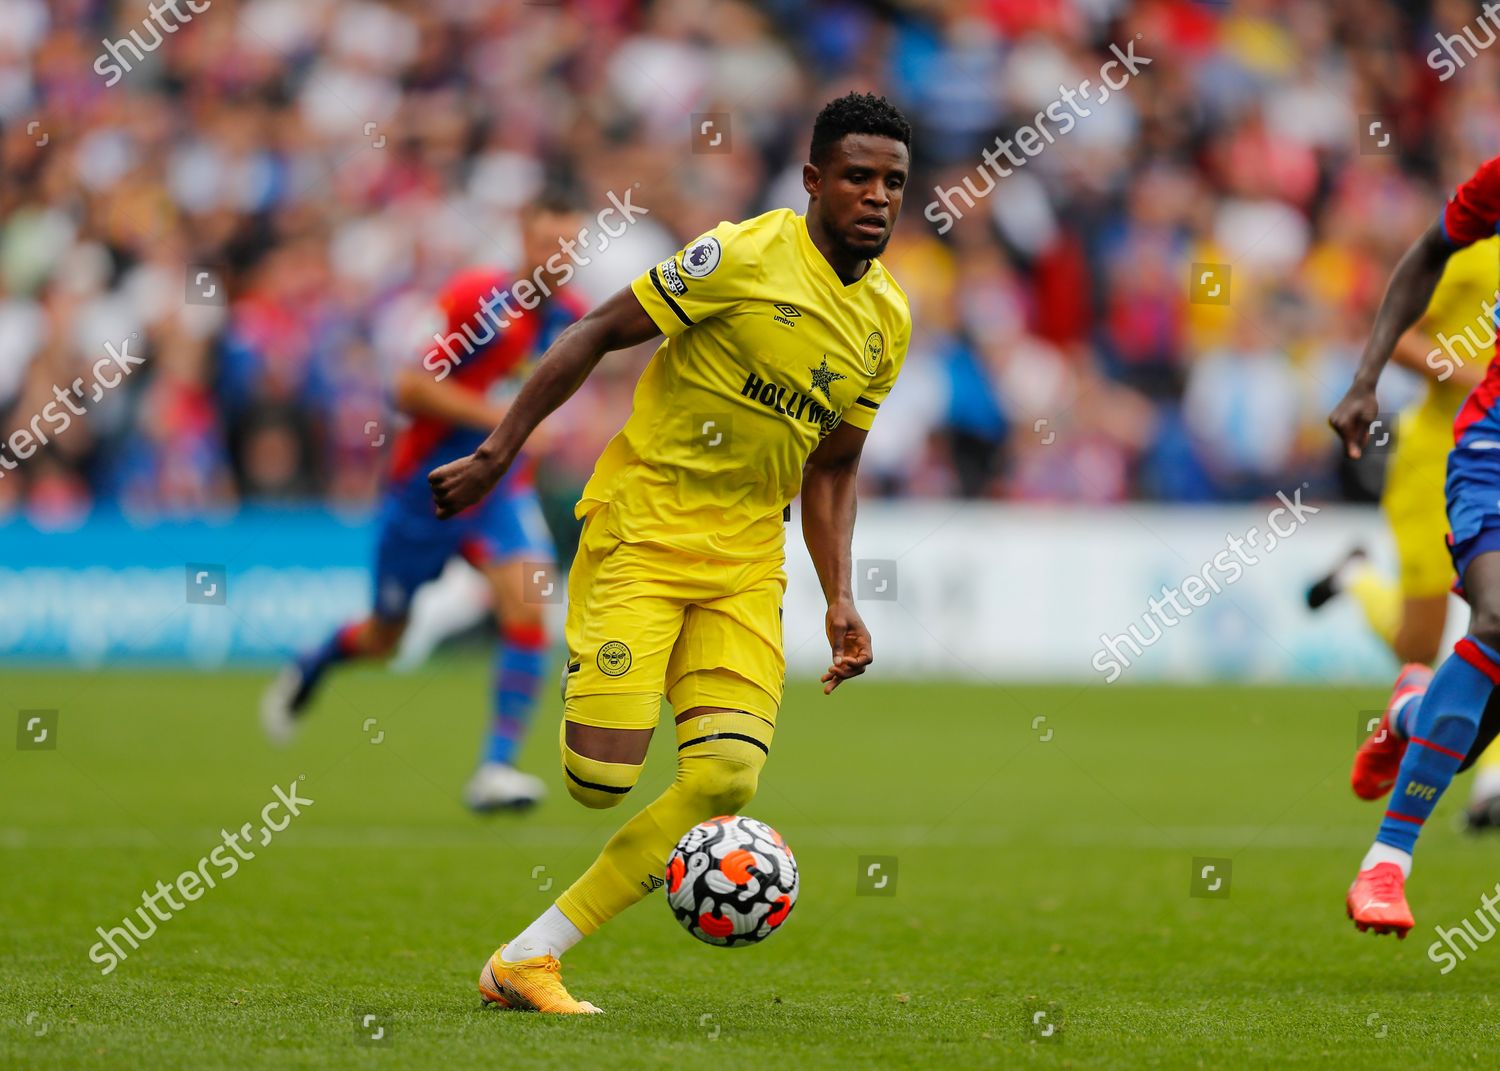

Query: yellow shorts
left=562, top=503, right=786, bottom=727
left=1383, top=404, right=1455, bottom=599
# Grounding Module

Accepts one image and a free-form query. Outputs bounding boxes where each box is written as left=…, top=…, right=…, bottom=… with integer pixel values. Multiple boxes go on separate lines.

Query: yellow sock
left=1345, top=565, right=1401, bottom=651
left=555, top=710, right=773, bottom=935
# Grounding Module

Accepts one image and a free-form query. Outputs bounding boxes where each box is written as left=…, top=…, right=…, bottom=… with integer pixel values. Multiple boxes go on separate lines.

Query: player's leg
left=260, top=509, right=445, bottom=744
left=391, top=559, right=492, bottom=671
left=1348, top=549, right=1500, bottom=936
left=1393, top=596, right=1447, bottom=666
left=478, top=710, right=658, bottom=1015
left=1348, top=436, right=1453, bottom=795
left=535, top=565, right=789, bottom=941
left=1306, top=547, right=1379, bottom=615
left=1399, top=507, right=1500, bottom=831
left=478, top=692, right=773, bottom=1013
left=462, top=483, right=558, bottom=810
left=461, top=555, right=551, bottom=810
left=478, top=510, right=687, bottom=1013
left=1350, top=661, right=1432, bottom=801
left=261, top=616, right=408, bottom=745
left=1386, top=448, right=1454, bottom=666
left=550, top=695, right=773, bottom=935
left=1345, top=593, right=1446, bottom=798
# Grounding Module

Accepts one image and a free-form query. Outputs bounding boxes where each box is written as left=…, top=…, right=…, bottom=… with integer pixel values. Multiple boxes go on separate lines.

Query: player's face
left=522, top=209, right=585, bottom=290
left=809, top=134, right=909, bottom=260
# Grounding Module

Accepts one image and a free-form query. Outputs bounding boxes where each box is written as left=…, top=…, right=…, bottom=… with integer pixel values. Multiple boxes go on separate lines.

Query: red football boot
left=1346, top=862, right=1414, bottom=937
left=1351, top=663, right=1432, bottom=801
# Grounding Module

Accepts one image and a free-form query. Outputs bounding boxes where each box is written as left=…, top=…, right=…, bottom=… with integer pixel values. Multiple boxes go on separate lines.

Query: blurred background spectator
left=1, top=0, right=1493, bottom=523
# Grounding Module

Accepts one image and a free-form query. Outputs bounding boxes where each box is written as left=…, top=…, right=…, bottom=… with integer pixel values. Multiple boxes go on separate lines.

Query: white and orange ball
left=665, top=815, right=798, bottom=946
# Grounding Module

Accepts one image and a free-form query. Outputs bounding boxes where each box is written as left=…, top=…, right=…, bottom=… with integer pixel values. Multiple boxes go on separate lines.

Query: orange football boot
left=1351, top=663, right=1432, bottom=801
left=1346, top=862, right=1415, bottom=937
left=477, top=945, right=602, bottom=1014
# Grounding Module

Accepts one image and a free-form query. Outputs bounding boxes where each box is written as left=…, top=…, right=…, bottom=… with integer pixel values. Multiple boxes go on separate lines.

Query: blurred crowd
left=3, top=0, right=1499, bottom=522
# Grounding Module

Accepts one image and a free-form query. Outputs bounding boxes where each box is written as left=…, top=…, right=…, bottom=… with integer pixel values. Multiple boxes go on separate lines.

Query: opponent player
left=1307, top=238, right=1493, bottom=666
left=428, top=92, right=912, bottom=1012
left=261, top=197, right=587, bottom=812
left=1309, top=239, right=1500, bottom=828
left=1332, top=154, right=1500, bottom=936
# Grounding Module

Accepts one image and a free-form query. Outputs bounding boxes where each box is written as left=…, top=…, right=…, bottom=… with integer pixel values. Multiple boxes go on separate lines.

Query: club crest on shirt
left=863, top=331, right=884, bottom=375
left=681, top=236, right=721, bottom=278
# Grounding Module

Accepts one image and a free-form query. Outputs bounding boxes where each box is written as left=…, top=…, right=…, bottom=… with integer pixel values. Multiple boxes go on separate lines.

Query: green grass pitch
left=3, top=665, right=1499, bottom=1069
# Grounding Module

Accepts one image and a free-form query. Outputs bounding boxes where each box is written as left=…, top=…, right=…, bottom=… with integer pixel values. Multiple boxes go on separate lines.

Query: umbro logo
left=772, top=302, right=800, bottom=327
left=641, top=873, right=666, bottom=892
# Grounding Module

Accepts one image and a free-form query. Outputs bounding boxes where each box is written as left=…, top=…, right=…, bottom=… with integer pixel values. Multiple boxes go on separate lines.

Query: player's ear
left=802, top=161, right=820, bottom=199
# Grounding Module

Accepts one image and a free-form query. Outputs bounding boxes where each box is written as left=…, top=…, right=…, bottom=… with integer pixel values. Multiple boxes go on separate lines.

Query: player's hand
left=822, top=599, right=872, bottom=694
left=428, top=451, right=505, bottom=519
left=1328, top=384, right=1380, bottom=459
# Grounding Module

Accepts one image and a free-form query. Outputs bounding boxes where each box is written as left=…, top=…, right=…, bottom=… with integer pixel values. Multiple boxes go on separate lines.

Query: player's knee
left=681, top=755, right=760, bottom=816
left=558, top=697, right=657, bottom=809
left=501, top=590, right=547, bottom=631
left=560, top=745, right=642, bottom=809
left=362, top=618, right=405, bottom=657
left=672, top=708, right=772, bottom=815
left=1394, top=632, right=1441, bottom=667
left=1469, top=613, right=1500, bottom=655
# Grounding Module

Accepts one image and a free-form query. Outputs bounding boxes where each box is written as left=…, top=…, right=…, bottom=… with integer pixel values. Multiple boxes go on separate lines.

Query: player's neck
left=804, top=213, right=869, bottom=286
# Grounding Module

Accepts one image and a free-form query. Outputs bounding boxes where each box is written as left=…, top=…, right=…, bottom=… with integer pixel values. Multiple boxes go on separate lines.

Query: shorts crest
left=597, top=640, right=633, bottom=677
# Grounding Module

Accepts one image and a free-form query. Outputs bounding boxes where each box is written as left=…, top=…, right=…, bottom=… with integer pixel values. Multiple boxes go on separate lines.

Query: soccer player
left=1310, top=238, right=1500, bottom=828
left=1307, top=238, right=1494, bottom=666
left=260, top=197, right=588, bottom=812
left=1332, top=154, right=1500, bottom=936
left=427, top=92, right=912, bottom=1012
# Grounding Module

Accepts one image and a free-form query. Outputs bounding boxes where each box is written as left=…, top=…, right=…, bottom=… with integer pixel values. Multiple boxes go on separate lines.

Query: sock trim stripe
left=563, top=765, right=633, bottom=794
left=1456, top=637, right=1500, bottom=684
left=1410, top=735, right=1467, bottom=761
left=677, top=732, right=770, bottom=755
left=335, top=622, right=364, bottom=656
left=1383, top=809, right=1425, bottom=825
left=502, top=622, right=548, bottom=648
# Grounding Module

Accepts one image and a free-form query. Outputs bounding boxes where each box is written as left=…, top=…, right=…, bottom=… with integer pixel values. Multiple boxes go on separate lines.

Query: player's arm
left=1389, top=325, right=1486, bottom=390
left=1329, top=221, right=1456, bottom=458
left=1333, top=156, right=1500, bottom=455
left=392, top=369, right=506, bottom=431
left=428, top=286, right=660, bottom=518
left=802, top=421, right=874, bottom=694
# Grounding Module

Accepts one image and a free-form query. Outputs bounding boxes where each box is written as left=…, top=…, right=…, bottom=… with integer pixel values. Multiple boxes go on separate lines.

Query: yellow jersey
left=1415, top=235, right=1500, bottom=433
left=577, top=208, right=911, bottom=561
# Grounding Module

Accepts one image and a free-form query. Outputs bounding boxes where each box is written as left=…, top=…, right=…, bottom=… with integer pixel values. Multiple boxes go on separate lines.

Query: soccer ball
left=665, top=815, right=798, bottom=946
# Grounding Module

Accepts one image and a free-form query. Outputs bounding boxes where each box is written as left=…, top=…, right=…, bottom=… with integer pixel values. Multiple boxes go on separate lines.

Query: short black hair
left=809, top=92, right=911, bottom=167
left=524, top=186, right=585, bottom=217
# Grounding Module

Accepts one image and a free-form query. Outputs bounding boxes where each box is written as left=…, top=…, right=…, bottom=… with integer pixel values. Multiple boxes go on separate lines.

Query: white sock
left=1387, top=690, right=1422, bottom=741
left=1360, top=841, right=1413, bottom=878
left=504, top=905, right=585, bottom=962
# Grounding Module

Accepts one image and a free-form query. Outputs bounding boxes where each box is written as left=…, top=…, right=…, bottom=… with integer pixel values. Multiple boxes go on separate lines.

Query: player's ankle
left=1389, top=693, right=1420, bottom=740
left=1360, top=841, right=1413, bottom=878
left=504, top=905, right=586, bottom=962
